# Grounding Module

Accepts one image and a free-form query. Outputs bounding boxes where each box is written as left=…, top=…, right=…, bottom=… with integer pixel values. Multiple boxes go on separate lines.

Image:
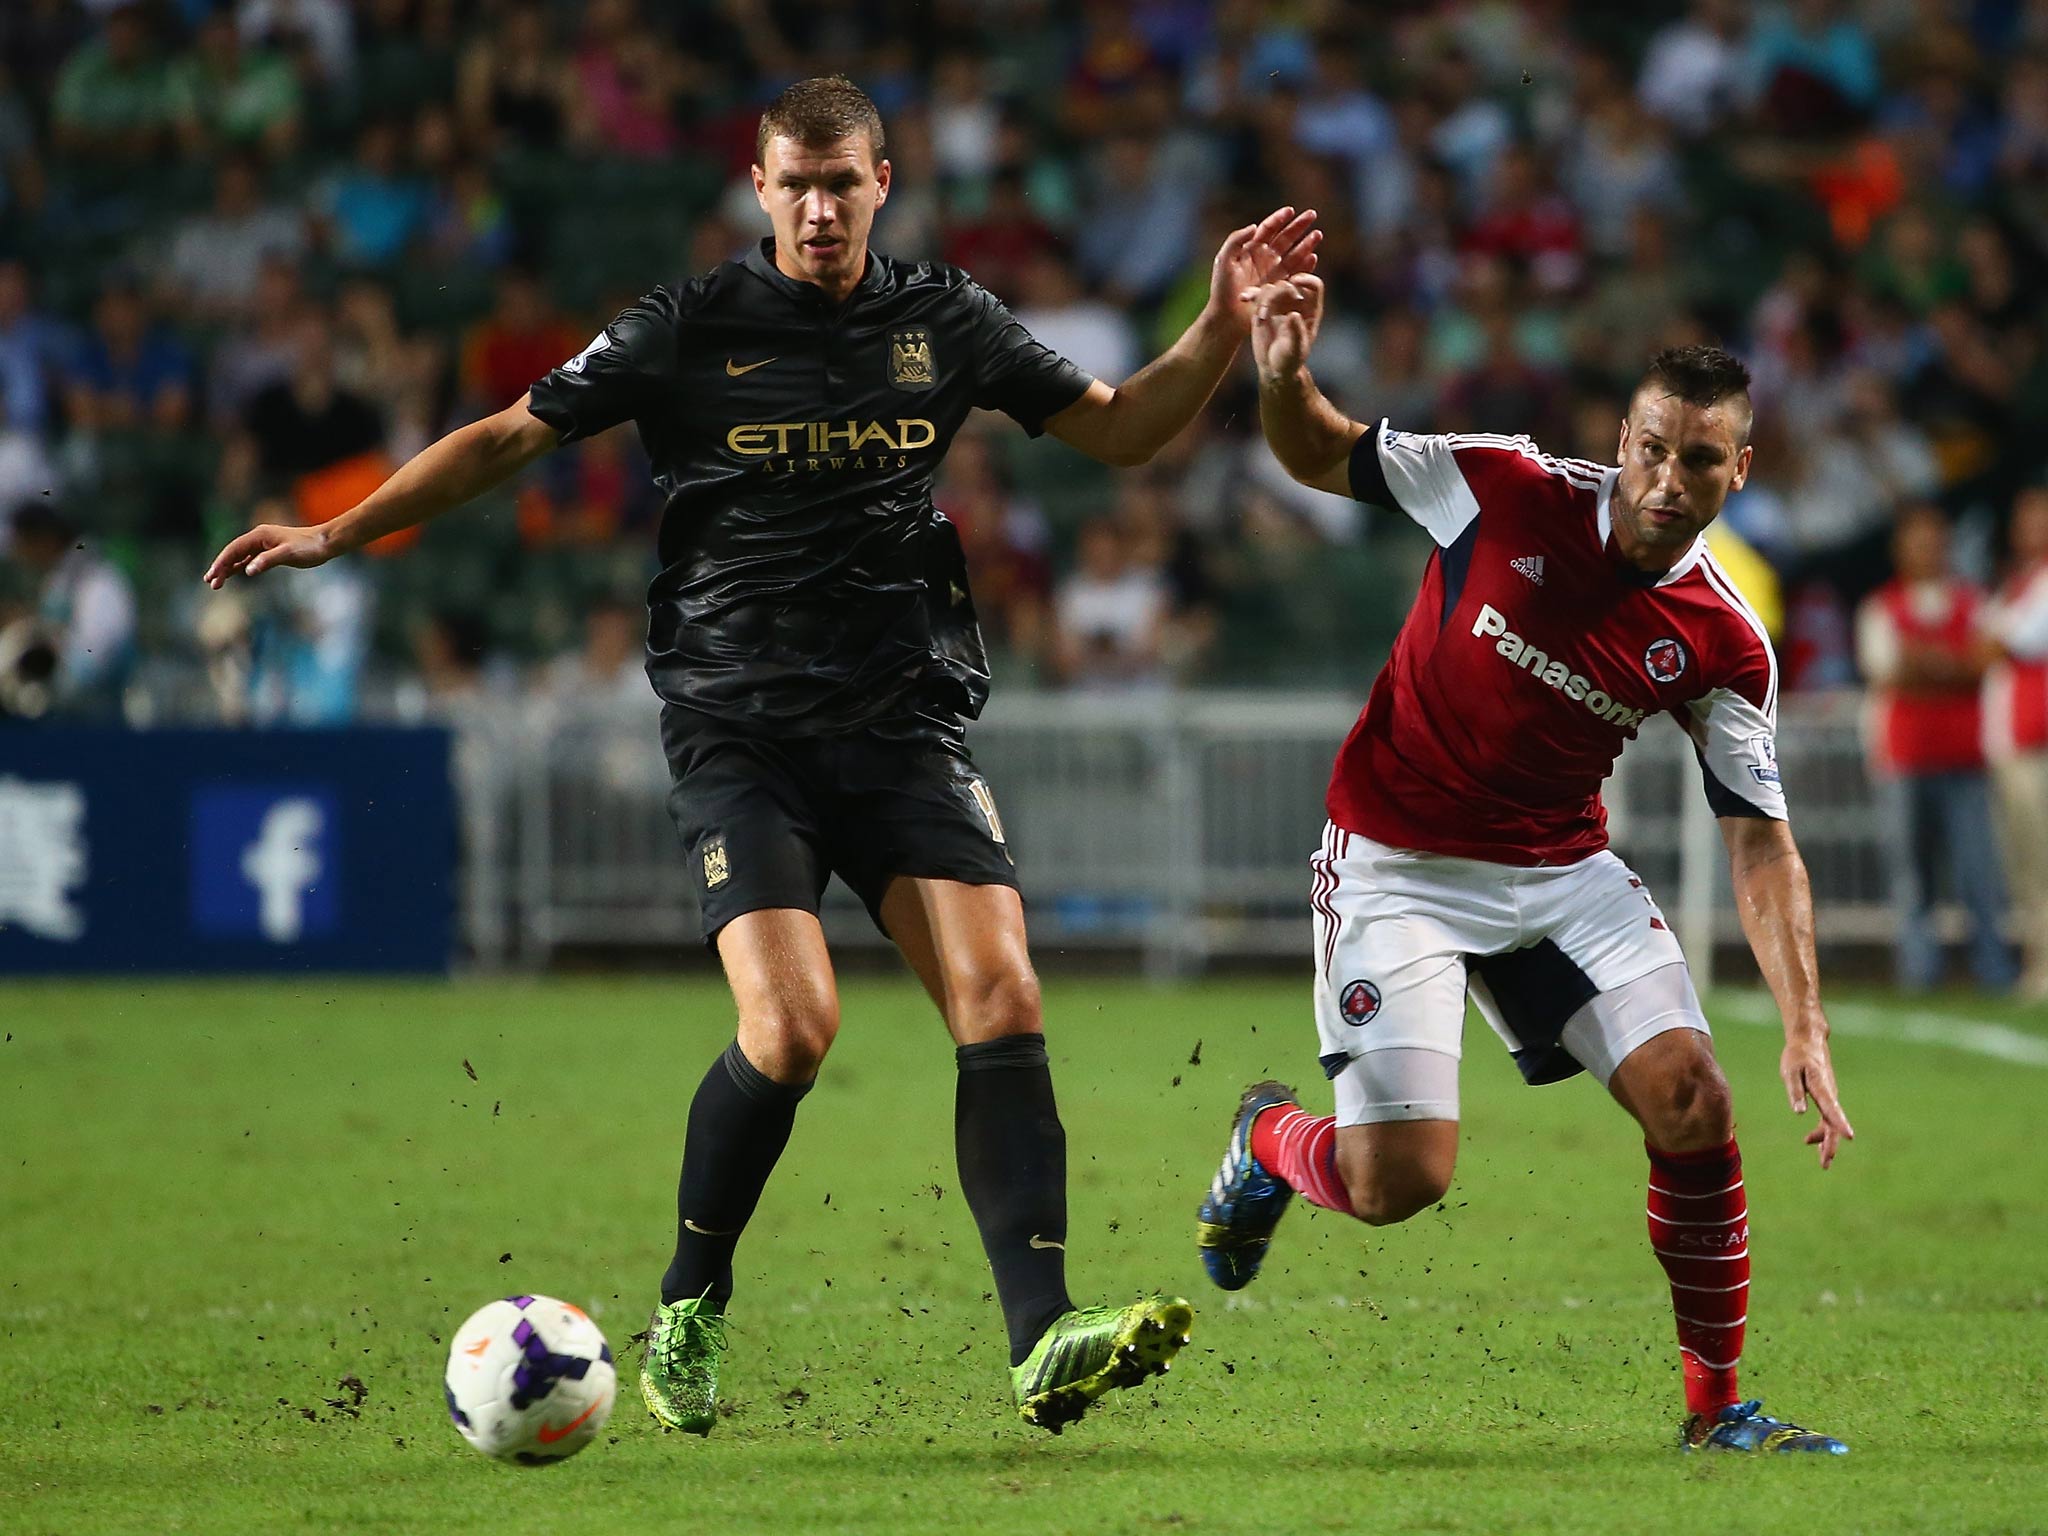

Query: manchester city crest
left=702, top=835, right=731, bottom=890
left=889, top=327, right=936, bottom=389
left=1643, top=636, right=1689, bottom=684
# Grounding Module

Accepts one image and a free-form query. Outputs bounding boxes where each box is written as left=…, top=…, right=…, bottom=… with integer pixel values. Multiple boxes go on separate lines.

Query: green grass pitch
left=4, top=975, right=2045, bottom=1534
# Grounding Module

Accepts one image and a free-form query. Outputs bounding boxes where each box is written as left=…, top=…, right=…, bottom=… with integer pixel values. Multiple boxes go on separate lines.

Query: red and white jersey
left=1328, top=423, right=1785, bottom=866
left=1986, top=557, right=2048, bottom=759
left=1856, top=577, right=1987, bottom=775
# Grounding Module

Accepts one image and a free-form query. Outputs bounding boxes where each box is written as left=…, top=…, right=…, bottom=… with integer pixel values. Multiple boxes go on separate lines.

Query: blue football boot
left=1681, top=1399, right=1848, bottom=1455
left=1195, top=1081, right=1299, bottom=1290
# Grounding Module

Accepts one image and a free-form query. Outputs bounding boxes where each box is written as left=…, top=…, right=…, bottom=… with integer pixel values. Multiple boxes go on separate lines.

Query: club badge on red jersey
left=1643, top=637, right=1689, bottom=684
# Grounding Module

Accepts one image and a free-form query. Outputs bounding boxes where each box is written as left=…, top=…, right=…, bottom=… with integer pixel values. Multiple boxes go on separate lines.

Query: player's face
left=754, top=133, right=890, bottom=296
left=1611, top=392, right=1752, bottom=572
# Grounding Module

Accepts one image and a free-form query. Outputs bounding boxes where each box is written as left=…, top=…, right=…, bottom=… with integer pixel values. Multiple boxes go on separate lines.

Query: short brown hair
left=1636, top=344, right=1754, bottom=442
left=756, top=75, right=885, bottom=165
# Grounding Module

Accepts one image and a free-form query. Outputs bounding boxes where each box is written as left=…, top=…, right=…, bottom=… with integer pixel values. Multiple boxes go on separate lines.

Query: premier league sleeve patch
left=561, top=330, right=611, bottom=375
left=1339, top=978, right=1382, bottom=1026
left=1747, top=732, right=1781, bottom=787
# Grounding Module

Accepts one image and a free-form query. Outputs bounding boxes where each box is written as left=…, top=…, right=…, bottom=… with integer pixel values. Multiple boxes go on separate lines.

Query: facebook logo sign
left=190, top=787, right=341, bottom=943
left=1, top=728, right=449, bottom=975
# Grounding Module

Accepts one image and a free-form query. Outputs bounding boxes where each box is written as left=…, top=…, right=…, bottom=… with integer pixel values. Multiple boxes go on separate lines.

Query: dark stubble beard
left=1613, top=488, right=1705, bottom=570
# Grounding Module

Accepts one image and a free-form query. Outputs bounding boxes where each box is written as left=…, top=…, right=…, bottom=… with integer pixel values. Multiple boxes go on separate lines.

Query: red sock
left=1647, top=1137, right=1748, bottom=1416
left=1249, top=1106, right=1351, bottom=1214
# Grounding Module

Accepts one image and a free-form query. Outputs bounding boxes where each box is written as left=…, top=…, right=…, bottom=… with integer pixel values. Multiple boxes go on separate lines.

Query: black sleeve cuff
left=1011, top=373, right=1094, bottom=439
left=1349, top=423, right=1392, bottom=507
left=522, top=383, right=582, bottom=446
left=1696, top=747, right=1773, bottom=819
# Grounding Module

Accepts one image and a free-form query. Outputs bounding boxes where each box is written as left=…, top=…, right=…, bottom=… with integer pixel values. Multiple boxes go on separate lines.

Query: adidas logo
left=1511, top=555, right=1545, bottom=585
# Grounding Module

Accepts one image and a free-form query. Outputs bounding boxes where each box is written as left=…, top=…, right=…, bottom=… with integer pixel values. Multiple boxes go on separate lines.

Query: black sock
left=955, top=1034, right=1075, bottom=1366
left=659, top=1042, right=811, bottom=1309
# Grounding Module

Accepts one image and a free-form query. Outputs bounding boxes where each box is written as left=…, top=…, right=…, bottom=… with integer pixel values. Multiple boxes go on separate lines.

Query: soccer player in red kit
left=1196, top=274, right=1853, bottom=1455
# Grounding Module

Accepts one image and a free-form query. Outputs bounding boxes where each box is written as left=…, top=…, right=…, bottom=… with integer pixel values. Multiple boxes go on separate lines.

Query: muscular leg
left=1252, top=1062, right=1460, bottom=1227
left=659, top=909, right=839, bottom=1308
left=1334, top=1120, right=1460, bottom=1224
left=881, top=877, right=1042, bottom=1046
left=1260, top=941, right=1471, bottom=1229
left=881, top=878, right=1073, bottom=1364
left=1598, top=974, right=1748, bottom=1418
left=723, top=908, right=841, bottom=1083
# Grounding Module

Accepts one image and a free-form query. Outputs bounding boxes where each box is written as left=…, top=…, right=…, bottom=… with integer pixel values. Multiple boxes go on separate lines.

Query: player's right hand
left=204, top=523, right=335, bottom=589
left=1250, top=276, right=1325, bottom=383
left=1780, top=1027, right=1854, bottom=1170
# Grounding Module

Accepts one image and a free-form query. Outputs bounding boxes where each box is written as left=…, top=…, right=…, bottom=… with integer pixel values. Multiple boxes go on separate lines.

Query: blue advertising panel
left=0, top=728, right=454, bottom=974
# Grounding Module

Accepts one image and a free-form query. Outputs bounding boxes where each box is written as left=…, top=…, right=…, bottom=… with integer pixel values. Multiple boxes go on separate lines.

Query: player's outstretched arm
left=1043, top=206, right=1319, bottom=467
left=1720, top=815, right=1855, bottom=1169
left=203, top=395, right=559, bottom=588
left=1251, top=276, right=1366, bottom=497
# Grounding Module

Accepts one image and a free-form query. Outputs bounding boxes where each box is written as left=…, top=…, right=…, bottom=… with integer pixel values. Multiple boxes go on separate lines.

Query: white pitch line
left=1714, top=992, right=2048, bottom=1068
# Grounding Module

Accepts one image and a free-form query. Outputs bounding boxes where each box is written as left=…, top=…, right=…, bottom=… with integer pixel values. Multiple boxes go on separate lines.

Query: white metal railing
left=452, top=690, right=1900, bottom=981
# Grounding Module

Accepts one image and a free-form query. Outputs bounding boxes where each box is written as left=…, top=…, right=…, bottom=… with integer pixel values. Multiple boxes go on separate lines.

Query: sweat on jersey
left=1331, top=423, right=1785, bottom=866
left=525, top=240, right=1093, bottom=735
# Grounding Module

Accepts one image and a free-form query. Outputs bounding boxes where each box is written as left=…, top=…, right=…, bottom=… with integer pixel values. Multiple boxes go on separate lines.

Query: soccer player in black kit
left=206, top=76, right=1320, bottom=1435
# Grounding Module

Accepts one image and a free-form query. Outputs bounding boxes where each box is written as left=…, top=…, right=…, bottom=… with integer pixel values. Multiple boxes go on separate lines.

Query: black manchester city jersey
left=526, top=240, right=1093, bottom=734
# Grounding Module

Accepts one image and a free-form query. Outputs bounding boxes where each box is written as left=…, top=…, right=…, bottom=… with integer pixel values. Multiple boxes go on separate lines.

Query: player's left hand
left=1210, top=206, right=1320, bottom=337
left=1780, top=1024, right=1854, bottom=1170
left=1250, top=276, right=1325, bottom=381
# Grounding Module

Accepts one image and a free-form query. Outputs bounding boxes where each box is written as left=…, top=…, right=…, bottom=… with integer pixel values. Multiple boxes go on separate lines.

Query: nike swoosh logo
left=725, top=356, right=777, bottom=376
left=684, top=1218, right=742, bottom=1236
left=463, top=1336, right=491, bottom=1357
left=535, top=1398, right=602, bottom=1444
left=1028, top=1235, right=1065, bottom=1251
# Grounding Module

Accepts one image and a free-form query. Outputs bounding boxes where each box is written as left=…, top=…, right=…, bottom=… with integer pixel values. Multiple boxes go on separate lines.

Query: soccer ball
left=444, top=1294, right=616, bottom=1464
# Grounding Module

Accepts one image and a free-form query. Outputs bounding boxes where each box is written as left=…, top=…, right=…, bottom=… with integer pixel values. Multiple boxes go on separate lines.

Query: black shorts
left=660, top=704, right=1018, bottom=944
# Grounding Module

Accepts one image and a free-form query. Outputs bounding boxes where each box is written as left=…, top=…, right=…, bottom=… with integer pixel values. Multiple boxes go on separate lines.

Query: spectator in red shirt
left=1855, top=503, right=2017, bottom=990
left=934, top=427, right=1052, bottom=670
left=941, top=166, right=1057, bottom=305
left=568, top=0, right=681, bottom=161
left=1461, top=143, right=1583, bottom=296
left=460, top=268, right=581, bottom=414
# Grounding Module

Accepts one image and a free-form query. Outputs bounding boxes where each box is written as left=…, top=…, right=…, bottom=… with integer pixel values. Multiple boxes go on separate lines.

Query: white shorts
left=1309, top=825, right=1708, bottom=1126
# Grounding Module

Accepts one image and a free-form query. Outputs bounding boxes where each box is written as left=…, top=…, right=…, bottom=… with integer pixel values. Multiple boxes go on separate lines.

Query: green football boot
left=640, top=1297, right=728, bottom=1435
left=1011, top=1296, right=1195, bottom=1434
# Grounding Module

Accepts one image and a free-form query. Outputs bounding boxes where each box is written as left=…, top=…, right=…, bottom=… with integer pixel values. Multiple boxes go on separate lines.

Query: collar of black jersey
left=742, top=238, right=891, bottom=305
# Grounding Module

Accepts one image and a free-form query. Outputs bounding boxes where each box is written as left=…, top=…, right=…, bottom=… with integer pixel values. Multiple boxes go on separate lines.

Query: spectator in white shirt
left=1052, top=517, right=1168, bottom=692
left=1012, top=249, right=1139, bottom=387
left=1985, top=488, right=2048, bottom=997
left=237, top=0, right=353, bottom=89
left=160, top=153, right=307, bottom=325
left=540, top=596, right=649, bottom=712
left=0, top=397, right=55, bottom=548
left=1639, top=0, right=1751, bottom=138
left=8, top=500, right=135, bottom=719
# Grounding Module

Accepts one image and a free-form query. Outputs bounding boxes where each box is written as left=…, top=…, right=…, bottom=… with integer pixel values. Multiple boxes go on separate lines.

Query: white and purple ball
left=444, top=1294, right=615, bottom=1464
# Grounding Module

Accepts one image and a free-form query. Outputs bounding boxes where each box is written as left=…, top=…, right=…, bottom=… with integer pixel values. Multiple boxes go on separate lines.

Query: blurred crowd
left=0, top=0, right=2046, bottom=982
left=0, top=0, right=2042, bottom=687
